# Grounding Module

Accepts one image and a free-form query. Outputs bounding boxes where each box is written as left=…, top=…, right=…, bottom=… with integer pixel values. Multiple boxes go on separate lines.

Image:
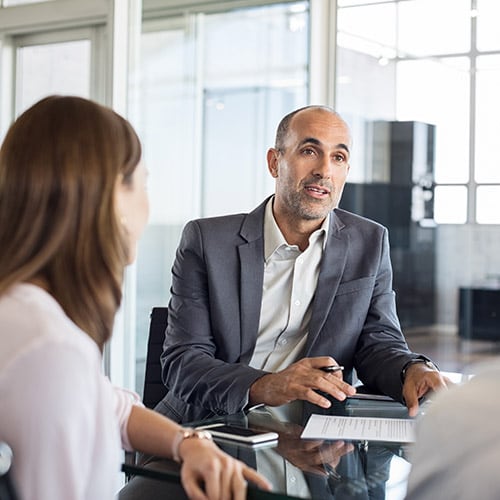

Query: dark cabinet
left=340, top=120, right=436, bottom=328
left=459, top=287, right=500, bottom=341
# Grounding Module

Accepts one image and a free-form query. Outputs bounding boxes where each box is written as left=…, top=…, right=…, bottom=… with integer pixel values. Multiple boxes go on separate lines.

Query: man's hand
left=249, top=357, right=356, bottom=408
left=402, top=363, right=453, bottom=417
left=277, top=435, right=354, bottom=476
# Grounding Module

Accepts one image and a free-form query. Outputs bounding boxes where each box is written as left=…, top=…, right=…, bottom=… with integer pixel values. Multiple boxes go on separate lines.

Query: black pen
left=321, top=365, right=344, bottom=373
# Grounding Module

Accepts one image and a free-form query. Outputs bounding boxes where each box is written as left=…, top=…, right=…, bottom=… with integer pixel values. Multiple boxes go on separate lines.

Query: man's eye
left=333, top=154, right=346, bottom=163
left=302, top=148, right=315, bottom=156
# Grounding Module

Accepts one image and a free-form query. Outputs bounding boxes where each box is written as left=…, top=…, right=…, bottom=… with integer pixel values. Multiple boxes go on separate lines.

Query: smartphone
left=197, top=423, right=279, bottom=445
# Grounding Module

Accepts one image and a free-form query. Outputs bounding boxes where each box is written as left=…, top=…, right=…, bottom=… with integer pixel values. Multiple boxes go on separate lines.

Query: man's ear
left=267, top=148, right=279, bottom=178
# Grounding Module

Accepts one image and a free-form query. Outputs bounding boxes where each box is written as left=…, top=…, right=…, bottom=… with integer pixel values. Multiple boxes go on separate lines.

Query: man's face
left=268, top=108, right=351, bottom=222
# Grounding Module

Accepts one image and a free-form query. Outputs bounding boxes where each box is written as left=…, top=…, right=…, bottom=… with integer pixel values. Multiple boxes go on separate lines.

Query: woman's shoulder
left=0, top=283, right=100, bottom=372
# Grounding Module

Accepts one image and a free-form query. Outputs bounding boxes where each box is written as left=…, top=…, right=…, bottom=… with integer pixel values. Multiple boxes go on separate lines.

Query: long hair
left=0, top=95, right=142, bottom=350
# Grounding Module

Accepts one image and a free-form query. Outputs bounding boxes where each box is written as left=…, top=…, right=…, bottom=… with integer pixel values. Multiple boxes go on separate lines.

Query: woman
left=0, top=96, right=271, bottom=500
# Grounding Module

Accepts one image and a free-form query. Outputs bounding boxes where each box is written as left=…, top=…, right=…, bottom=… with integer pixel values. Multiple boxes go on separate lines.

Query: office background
left=0, top=0, right=499, bottom=395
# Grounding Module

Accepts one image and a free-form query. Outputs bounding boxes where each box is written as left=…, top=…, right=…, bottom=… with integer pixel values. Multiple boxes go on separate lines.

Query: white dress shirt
left=250, top=197, right=328, bottom=384
left=248, top=199, right=328, bottom=496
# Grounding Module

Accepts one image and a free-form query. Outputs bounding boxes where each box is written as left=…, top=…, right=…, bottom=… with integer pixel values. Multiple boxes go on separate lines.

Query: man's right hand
left=249, top=357, right=356, bottom=408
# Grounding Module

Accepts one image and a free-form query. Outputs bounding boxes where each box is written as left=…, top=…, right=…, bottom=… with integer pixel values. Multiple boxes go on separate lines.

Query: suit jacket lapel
left=305, top=211, right=349, bottom=354
left=237, top=198, right=269, bottom=362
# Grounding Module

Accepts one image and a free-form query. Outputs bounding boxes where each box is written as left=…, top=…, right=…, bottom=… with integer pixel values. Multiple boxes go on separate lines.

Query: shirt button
left=280, top=338, right=288, bottom=345
left=294, top=300, right=301, bottom=306
left=290, top=476, right=296, bottom=483
left=297, top=257, right=303, bottom=264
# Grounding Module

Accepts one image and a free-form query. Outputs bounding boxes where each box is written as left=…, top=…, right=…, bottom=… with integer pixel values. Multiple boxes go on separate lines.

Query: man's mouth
left=304, top=184, right=331, bottom=197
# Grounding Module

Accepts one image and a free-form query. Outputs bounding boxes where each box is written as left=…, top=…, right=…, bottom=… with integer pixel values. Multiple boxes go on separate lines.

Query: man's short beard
left=286, top=191, right=334, bottom=220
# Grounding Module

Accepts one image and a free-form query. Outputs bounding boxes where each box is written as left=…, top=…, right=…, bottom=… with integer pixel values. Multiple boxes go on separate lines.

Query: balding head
left=274, top=105, right=350, bottom=152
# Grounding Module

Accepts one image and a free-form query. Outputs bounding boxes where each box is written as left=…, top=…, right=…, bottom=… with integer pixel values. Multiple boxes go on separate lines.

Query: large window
left=336, top=0, right=500, bottom=225
left=0, top=0, right=138, bottom=389
left=131, top=1, right=309, bottom=394
left=336, top=0, right=500, bottom=328
left=2, top=0, right=499, bottom=394
left=14, top=33, right=92, bottom=114
left=0, top=0, right=309, bottom=396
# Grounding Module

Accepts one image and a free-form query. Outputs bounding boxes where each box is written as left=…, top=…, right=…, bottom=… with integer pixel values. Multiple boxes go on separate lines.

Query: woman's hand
left=127, top=405, right=271, bottom=499
left=178, top=437, right=272, bottom=500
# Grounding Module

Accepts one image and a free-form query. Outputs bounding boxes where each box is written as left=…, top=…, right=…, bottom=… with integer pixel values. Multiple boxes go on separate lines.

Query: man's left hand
left=402, top=364, right=453, bottom=417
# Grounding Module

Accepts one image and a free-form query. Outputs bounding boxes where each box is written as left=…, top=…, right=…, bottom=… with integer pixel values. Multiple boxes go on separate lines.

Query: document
left=301, top=414, right=416, bottom=443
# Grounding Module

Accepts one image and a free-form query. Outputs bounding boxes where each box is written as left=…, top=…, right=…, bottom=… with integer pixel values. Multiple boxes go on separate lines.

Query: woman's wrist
left=171, top=428, right=213, bottom=463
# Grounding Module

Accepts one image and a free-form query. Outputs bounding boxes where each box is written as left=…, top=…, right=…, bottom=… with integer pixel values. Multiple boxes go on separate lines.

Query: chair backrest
left=0, top=442, right=19, bottom=500
left=142, top=307, right=169, bottom=409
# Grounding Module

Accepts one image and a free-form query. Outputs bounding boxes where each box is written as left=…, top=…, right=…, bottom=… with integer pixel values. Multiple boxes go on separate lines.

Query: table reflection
left=121, top=398, right=414, bottom=500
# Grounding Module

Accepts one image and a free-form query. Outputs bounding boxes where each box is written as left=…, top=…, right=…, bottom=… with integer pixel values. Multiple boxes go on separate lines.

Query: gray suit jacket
left=156, top=197, right=422, bottom=423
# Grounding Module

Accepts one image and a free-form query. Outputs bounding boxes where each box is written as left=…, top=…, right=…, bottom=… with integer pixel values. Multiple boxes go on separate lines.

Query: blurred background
left=1, top=0, right=499, bottom=395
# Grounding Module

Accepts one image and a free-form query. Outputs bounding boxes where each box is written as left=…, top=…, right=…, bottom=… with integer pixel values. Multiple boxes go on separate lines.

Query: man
left=156, top=105, right=449, bottom=425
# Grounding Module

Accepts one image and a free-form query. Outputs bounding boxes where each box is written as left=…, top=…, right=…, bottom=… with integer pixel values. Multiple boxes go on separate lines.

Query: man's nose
left=312, top=156, right=332, bottom=178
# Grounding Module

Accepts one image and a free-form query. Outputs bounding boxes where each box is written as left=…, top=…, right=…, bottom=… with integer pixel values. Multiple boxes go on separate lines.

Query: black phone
left=197, top=423, right=278, bottom=445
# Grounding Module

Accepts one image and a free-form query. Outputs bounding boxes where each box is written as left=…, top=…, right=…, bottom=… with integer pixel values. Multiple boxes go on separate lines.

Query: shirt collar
left=263, top=197, right=330, bottom=261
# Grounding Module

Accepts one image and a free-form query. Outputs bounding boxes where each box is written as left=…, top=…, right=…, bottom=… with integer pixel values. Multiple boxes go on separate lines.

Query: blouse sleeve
left=111, top=384, right=145, bottom=451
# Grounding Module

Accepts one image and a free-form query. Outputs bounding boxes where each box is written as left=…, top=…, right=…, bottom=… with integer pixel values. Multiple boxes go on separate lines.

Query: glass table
left=119, top=396, right=416, bottom=500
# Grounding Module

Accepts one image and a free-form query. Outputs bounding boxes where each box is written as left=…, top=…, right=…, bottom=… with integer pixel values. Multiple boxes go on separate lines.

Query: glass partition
left=132, top=1, right=309, bottom=394
left=15, top=37, right=91, bottom=114
left=336, top=0, right=500, bottom=331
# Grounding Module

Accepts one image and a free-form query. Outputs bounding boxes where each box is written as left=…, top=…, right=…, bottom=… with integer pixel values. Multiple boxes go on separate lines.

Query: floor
left=405, top=329, right=500, bottom=375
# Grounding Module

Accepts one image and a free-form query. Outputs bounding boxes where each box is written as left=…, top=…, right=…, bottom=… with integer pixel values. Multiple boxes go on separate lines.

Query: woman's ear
left=114, top=174, right=128, bottom=225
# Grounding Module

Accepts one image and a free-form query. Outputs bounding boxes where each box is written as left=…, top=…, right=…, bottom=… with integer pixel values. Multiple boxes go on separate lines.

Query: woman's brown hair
left=0, top=95, right=142, bottom=350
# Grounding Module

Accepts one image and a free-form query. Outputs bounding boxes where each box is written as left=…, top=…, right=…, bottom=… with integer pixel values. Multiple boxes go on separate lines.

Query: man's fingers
left=315, top=374, right=357, bottom=401
left=403, top=388, right=420, bottom=417
left=251, top=359, right=356, bottom=407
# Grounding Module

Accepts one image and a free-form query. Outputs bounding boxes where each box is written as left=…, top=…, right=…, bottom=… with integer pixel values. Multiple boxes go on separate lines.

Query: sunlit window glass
left=475, top=55, right=500, bottom=183
left=476, top=0, right=500, bottom=51
left=133, top=22, right=198, bottom=395
left=337, top=3, right=396, bottom=60
left=476, top=186, right=500, bottom=224
left=138, top=26, right=197, bottom=227
left=204, top=3, right=308, bottom=89
left=202, top=3, right=308, bottom=217
left=398, top=0, right=470, bottom=57
left=338, top=0, right=383, bottom=5
left=434, top=185, right=468, bottom=224
left=397, top=57, right=470, bottom=184
left=133, top=2, right=309, bottom=396
left=16, top=40, right=90, bottom=115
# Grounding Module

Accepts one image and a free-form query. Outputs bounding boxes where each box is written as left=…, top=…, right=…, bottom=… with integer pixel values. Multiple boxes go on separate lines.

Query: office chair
left=124, top=307, right=169, bottom=475
left=142, top=307, right=169, bottom=409
left=0, top=442, right=19, bottom=500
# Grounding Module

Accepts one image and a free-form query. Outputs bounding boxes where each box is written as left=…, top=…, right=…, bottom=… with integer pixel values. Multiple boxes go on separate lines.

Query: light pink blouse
left=0, top=283, right=142, bottom=500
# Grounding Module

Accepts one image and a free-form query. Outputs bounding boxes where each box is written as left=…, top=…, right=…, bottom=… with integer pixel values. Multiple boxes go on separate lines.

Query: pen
left=321, top=365, right=344, bottom=373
